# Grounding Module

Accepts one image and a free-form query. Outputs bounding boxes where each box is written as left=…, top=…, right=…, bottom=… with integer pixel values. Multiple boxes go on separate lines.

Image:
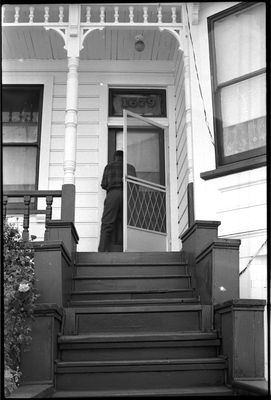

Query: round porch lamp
left=135, top=35, right=145, bottom=52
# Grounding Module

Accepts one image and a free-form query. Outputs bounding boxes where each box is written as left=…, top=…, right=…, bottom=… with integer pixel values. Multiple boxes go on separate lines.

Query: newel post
left=214, top=299, right=266, bottom=385
left=180, top=220, right=240, bottom=305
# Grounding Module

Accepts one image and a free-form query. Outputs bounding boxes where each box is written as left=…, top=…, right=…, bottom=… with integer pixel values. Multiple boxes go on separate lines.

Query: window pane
left=116, top=130, right=162, bottom=185
left=221, top=74, right=266, bottom=127
left=214, top=3, right=265, bottom=84
left=221, top=74, right=266, bottom=157
left=2, top=87, right=41, bottom=122
left=3, top=125, right=38, bottom=143
left=3, top=147, right=37, bottom=190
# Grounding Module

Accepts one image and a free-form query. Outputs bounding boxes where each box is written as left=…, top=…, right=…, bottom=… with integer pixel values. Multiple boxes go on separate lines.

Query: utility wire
left=239, top=239, right=267, bottom=276
left=185, top=4, right=215, bottom=147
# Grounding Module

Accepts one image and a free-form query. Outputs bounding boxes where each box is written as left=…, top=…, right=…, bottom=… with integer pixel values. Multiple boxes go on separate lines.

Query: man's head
left=113, top=150, right=123, bottom=161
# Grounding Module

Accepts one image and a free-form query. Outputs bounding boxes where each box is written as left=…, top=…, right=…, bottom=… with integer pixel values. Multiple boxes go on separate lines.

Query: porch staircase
left=52, top=252, right=233, bottom=397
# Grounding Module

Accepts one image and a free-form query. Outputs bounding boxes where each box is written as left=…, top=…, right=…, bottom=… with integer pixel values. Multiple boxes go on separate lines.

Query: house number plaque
left=109, top=89, right=166, bottom=117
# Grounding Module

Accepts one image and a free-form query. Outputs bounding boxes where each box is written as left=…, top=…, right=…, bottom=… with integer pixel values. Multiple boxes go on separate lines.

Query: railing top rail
left=2, top=3, right=184, bottom=26
left=3, top=190, right=62, bottom=198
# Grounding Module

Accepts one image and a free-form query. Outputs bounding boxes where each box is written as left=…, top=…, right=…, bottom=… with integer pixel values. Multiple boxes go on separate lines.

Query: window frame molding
left=2, top=74, right=54, bottom=213
left=3, top=84, right=44, bottom=193
left=208, top=2, right=266, bottom=170
left=200, top=154, right=266, bottom=180
left=2, top=74, right=54, bottom=192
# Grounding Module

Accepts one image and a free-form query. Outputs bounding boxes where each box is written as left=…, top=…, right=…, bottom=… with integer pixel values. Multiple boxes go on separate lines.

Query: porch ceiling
left=2, top=25, right=179, bottom=62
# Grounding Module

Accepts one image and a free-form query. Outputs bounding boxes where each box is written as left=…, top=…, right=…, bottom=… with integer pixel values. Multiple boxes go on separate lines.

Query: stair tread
left=69, top=298, right=199, bottom=306
left=72, top=288, right=193, bottom=294
left=76, top=261, right=187, bottom=266
left=73, top=274, right=190, bottom=279
left=58, top=331, right=218, bottom=343
left=70, top=304, right=202, bottom=313
left=56, top=357, right=226, bottom=367
left=52, top=386, right=232, bottom=397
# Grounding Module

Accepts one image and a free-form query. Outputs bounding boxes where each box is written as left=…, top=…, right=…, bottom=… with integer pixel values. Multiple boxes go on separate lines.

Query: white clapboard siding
left=217, top=170, right=267, bottom=237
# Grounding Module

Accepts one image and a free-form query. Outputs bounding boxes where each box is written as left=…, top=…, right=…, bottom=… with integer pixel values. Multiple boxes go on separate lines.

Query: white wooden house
left=2, top=2, right=268, bottom=390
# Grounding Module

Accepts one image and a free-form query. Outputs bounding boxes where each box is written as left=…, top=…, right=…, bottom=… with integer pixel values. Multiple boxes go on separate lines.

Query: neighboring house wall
left=174, top=50, right=189, bottom=240
left=186, top=2, right=267, bottom=378
left=187, top=1, right=267, bottom=284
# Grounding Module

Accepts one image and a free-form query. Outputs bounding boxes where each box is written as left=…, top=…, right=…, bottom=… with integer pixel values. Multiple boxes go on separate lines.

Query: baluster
left=14, top=6, right=20, bottom=23
left=29, top=7, right=34, bottom=23
left=100, top=7, right=105, bottom=23
left=114, top=6, right=119, bottom=23
left=171, top=7, right=177, bottom=23
left=129, top=6, right=134, bottom=23
left=157, top=6, right=162, bottom=23
left=59, top=6, right=64, bottom=23
left=23, top=196, right=31, bottom=241
left=3, top=196, right=8, bottom=220
left=44, top=7, right=49, bottom=23
left=45, top=195, right=53, bottom=240
left=143, top=7, right=148, bottom=23
left=86, top=6, right=91, bottom=22
left=2, top=6, right=5, bottom=23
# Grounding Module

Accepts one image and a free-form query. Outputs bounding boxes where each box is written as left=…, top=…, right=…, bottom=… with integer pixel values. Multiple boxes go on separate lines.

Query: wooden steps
left=70, top=288, right=195, bottom=301
left=58, top=332, right=220, bottom=362
left=53, top=251, right=233, bottom=396
left=52, top=386, right=233, bottom=397
left=64, top=304, right=202, bottom=335
left=69, top=297, right=199, bottom=308
left=73, top=274, right=192, bottom=291
left=55, top=358, right=227, bottom=391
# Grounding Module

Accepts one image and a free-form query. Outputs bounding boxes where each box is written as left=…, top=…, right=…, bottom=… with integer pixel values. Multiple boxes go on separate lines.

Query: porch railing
left=3, top=190, right=62, bottom=241
left=2, top=4, right=183, bottom=27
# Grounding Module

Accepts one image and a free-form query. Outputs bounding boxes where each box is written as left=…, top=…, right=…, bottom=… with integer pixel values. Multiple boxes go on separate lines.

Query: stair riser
left=75, top=264, right=188, bottom=277
left=77, top=252, right=185, bottom=264
left=74, top=277, right=191, bottom=292
left=77, top=311, right=201, bottom=334
left=60, top=344, right=218, bottom=362
left=70, top=290, right=195, bottom=302
left=56, top=368, right=225, bottom=391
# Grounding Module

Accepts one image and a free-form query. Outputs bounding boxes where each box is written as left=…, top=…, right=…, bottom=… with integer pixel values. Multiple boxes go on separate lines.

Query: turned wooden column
left=61, top=56, right=79, bottom=222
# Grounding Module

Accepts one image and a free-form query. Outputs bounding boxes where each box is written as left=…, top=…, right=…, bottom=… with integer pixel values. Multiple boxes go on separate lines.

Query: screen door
left=123, top=109, right=167, bottom=252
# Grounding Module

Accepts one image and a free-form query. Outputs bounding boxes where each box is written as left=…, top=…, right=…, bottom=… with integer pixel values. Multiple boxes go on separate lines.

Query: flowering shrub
left=4, top=220, right=39, bottom=397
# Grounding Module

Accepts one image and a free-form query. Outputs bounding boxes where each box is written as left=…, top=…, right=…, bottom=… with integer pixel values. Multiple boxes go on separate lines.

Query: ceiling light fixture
left=135, top=35, right=145, bottom=52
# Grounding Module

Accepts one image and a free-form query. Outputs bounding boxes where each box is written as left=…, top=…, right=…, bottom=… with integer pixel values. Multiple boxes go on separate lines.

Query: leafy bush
left=4, top=220, right=39, bottom=397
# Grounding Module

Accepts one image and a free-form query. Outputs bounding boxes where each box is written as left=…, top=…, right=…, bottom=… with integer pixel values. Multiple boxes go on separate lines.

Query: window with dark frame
left=2, top=85, right=43, bottom=208
left=208, top=2, right=266, bottom=168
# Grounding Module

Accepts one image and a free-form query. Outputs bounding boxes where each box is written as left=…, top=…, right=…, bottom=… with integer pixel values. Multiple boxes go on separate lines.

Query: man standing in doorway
left=98, top=150, right=136, bottom=252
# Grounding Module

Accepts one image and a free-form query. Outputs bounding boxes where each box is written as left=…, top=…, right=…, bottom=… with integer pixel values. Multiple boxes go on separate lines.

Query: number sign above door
left=109, top=89, right=166, bottom=117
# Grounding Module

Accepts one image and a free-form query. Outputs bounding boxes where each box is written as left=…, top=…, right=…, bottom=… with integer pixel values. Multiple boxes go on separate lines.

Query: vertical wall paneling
left=75, top=79, right=101, bottom=251
left=97, top=82, right=109, bottom=252
left=167, top=85, right=179, bottom=250
left=174, top=51, right=189, bottom=237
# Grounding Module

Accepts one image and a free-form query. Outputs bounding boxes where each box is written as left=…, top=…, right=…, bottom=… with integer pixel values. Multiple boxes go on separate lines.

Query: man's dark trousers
left=98, top=188, right=123, bottom=252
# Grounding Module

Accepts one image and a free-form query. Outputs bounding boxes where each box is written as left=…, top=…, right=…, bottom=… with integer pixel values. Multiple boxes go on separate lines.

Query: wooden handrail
left=3, top=190, right=62, bottom=241
left=3, top=190, right=62, bottom=197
